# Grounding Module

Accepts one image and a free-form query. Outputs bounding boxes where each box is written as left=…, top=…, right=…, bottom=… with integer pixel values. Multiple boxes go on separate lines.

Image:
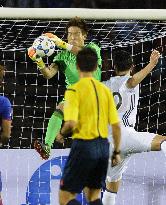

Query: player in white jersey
left=102, top=50, right=166, bottom=205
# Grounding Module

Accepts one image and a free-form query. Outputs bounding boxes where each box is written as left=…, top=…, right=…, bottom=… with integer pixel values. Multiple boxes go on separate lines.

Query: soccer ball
left=32, top=35, right=55, bottom=57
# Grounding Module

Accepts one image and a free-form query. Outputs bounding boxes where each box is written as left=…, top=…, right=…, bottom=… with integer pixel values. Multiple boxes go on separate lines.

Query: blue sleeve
left=1, top=97, right=12, bottom=120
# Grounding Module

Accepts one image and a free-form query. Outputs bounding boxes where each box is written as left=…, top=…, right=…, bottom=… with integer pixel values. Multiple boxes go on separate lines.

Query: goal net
left=0, top=8, right=166, bottom=205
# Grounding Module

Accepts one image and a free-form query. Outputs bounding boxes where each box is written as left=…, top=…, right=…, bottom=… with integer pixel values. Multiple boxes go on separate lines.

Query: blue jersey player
left=0, top=95, right=12, bottom=145
left=0, top=65, right=12, bottom=205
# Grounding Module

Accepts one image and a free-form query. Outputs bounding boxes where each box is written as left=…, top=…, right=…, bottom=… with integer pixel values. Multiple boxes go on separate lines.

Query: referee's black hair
left=76, top=47, right=98, bottom=72
left=113, top=50, right=133, bottom=72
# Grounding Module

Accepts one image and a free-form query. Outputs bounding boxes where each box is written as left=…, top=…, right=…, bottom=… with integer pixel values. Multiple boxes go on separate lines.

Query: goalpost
left=0, top=8, right=166, bottom=20
left=0, top=8, right=166, bottom=205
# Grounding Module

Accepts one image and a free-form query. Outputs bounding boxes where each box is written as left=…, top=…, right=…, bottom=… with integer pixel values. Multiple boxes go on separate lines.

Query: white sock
left=161, top=141, right=166, bottom=156
left=102, top=190, right=117, bottom=205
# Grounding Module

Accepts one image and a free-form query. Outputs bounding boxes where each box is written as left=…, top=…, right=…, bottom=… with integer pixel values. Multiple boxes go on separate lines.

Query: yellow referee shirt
left=64, top=77, right=119, bottom=140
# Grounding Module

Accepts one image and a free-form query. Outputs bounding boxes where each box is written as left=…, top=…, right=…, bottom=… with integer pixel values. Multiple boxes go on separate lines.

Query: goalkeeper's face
left=67, top=26, right=86, bottom=47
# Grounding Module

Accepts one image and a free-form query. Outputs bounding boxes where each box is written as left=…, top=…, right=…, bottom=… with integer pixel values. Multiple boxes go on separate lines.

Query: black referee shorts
left=60, top=137, right=109, bottom=193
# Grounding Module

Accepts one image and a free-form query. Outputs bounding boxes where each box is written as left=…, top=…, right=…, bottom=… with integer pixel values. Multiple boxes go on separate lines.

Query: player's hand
left=111, top=153, right=121, bottom=167
left=28, top=47, right=38, bottom=61
left=0, top=135, right=9, bottom=148
left=43, top=33, right=59, bottom=43
left=43, top=33, right=63, bottom=48
left=28, top=47, right=45, bottom=70
left=28, top=47, right=42, bottom=61
left=150, top=50, right=160, bottom=67
left=56, top=133, right=64, bottom=144
left=43, top=33, right=73, bottom=51
left=43, top=32, right=56, bottom=39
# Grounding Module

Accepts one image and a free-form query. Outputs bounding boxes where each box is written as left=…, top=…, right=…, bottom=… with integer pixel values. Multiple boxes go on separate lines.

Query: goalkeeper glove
left=28, top=47, right=45, bottom=70
left=43, top=33, right=73, bottom=51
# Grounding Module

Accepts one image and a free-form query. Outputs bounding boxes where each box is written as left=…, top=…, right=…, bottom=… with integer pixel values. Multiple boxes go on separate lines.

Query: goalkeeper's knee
left=54, top=109, right=64, bottom=120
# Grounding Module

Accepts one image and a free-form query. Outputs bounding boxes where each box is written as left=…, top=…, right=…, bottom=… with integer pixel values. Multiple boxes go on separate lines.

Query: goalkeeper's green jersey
left=53, top=42, right=102, bottom=86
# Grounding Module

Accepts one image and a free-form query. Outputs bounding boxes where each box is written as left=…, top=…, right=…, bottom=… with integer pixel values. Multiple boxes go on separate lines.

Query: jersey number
left=113, top=92, right=122, bottom=110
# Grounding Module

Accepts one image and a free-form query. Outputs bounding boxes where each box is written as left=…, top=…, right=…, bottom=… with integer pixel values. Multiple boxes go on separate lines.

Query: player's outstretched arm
left=127, top=50, right=160, bottom=89
left=28, top=47, right=59, bottom=79
left=0, top=119, right=11, bottom=145
left=43, top=33, right=82, bottom=55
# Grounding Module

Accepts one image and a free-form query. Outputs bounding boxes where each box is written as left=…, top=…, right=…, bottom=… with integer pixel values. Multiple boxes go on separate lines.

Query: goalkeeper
left=28, top=17, right=102, bottom=160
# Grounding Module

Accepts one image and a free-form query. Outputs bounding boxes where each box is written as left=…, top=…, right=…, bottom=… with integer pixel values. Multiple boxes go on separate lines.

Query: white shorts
left=107, top=125, right=157, bottom=182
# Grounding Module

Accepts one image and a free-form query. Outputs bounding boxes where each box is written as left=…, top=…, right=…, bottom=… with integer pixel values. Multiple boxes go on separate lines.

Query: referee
left=57, top=47, right=121, bottom=205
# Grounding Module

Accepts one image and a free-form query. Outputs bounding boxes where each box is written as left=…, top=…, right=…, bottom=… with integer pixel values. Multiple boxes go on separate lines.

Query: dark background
left=0, top=0, right=166, bottom=9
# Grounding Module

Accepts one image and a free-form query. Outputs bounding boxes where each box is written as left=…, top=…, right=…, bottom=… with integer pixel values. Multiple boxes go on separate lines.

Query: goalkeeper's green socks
left=45, top=110, right=63, bottom=147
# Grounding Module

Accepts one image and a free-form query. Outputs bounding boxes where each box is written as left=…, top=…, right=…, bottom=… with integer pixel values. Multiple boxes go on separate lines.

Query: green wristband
left=36, top=59, right=45, bottom=70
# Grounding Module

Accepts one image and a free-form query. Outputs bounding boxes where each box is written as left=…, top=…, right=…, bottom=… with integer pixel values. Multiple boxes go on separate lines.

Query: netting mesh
left=0, top=16, right=166, bottom=205
left=0, top=19, right=166, bottom=50
left=0, top=19, right=166, bottom=148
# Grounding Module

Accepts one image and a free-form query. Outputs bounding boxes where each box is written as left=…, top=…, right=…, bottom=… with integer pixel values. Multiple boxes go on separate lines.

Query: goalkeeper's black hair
left=113, top=50, right=133, bottom=72
left=76, top=47, right=98, bottom=72
left=66, top=16, right=88, bottom=36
